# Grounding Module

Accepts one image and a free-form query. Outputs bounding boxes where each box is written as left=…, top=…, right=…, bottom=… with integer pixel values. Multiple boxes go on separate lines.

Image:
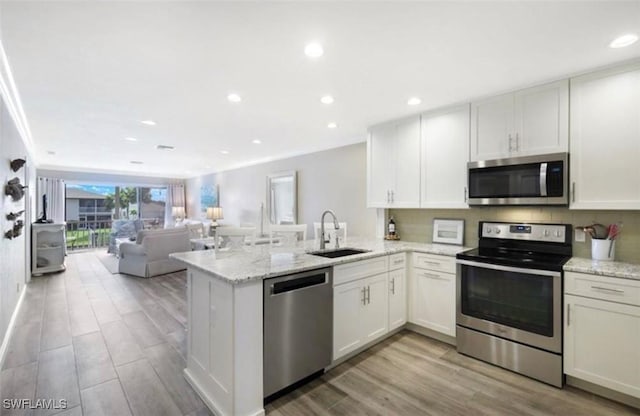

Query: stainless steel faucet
left=320, top=210, right=340, bottom=250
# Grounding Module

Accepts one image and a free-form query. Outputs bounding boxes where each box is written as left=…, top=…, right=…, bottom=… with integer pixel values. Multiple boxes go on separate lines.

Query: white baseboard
left=0, top=286, right=27, bottom=370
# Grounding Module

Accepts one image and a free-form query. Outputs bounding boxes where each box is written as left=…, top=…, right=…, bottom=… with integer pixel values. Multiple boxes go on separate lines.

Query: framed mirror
left=267, top=171, right=297, bottom=225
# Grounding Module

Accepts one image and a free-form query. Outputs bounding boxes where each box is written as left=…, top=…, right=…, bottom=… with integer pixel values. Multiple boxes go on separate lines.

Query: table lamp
left=172, top=206, right=185, bottom=224
left=206, top=206, right=223, bottom=228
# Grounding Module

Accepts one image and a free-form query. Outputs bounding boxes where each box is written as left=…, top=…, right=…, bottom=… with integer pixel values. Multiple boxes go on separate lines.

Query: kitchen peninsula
left=170, top=237, right=466, bottom=416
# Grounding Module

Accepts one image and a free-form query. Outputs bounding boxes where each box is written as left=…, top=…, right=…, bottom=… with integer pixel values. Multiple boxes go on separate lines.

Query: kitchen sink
left=308, top=248, right=370, bottom=258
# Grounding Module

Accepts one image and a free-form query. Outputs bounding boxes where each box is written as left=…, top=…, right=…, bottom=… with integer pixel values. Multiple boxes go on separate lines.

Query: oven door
left=456, top=259, right=562, bottom=353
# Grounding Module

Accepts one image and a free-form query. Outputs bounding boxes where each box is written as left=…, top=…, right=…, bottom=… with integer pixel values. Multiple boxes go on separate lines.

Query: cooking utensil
left=592, top=223, right=608, bottom=239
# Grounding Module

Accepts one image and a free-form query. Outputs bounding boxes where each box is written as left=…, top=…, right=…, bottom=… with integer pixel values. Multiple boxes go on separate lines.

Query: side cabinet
left=409, top=253, right=456, bottom=337
left=564, top=272, right=640, bottom=399
left=569, top=62, right=640, bottom=209
left=32, top=223, right=66, bottom=276
left=185, top=269, right=263, bottom=416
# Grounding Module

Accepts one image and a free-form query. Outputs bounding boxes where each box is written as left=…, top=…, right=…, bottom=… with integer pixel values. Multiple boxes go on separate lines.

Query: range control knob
left=543, top=229, right=550, bottom=237
left=495, top=228, right=501, bottom=234
left=555, top=230, right=562, bottom=238
left=486, top=227, right=492, bottom=234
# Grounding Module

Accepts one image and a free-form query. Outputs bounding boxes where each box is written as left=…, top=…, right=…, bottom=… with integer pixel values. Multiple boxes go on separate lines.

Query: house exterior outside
left=65, top=187, right=112, bottom=226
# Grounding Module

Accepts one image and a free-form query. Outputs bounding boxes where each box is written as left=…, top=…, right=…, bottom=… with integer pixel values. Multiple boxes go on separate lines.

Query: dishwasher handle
left=270, top=272, right=329, bottom=295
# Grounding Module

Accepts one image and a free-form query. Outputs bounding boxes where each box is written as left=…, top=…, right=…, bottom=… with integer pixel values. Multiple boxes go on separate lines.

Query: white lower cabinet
left=564, top=272, right=640, bottom=399
left=409, top=253, right=456, bottom=337
left=388, top=268, right=407, bottom=331
left=333, top=272, right=388, bottom=360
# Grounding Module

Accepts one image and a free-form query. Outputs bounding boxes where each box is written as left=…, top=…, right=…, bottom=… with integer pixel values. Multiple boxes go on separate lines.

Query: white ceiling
left=1, top=1, right=639, bottom=179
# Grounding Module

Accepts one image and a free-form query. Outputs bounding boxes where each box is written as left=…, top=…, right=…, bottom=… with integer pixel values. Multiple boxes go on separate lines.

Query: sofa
left=108, top=219, right=144, bottom=254
left=118, top=227, right=191, bottom=278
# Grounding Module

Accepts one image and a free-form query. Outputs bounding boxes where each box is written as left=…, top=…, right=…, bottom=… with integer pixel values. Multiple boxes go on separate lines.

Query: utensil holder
left=592, top=238, right=615, bottom=261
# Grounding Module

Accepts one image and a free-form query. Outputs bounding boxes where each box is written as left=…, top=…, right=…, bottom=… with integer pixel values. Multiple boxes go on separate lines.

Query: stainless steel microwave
left=467, top=153, right=568, bottom=206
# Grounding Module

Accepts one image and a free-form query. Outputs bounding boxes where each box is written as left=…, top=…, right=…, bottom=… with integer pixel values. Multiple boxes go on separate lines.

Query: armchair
left=108, top=219, right=144, bottom=254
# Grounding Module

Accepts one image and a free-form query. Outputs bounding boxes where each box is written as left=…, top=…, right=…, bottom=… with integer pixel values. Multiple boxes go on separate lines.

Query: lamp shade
left=172, top=206, right=185, bottom=218
left=206, top=206, right=223, bottom=220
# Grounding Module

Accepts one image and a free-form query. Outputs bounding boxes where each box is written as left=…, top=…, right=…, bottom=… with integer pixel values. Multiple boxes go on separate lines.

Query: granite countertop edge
left=170, top=238, right=470, bottom=285
left=564, top=257, right=640, bottom=281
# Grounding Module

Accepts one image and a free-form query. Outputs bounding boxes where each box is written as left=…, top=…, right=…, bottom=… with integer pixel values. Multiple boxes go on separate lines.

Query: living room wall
left=185, top=142, right=377, bottom=239
left=0, top=94, right=36, bottom=355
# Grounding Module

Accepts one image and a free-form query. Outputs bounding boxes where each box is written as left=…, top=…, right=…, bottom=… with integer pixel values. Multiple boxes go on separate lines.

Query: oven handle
left=456, top=259, right=561, bottom=278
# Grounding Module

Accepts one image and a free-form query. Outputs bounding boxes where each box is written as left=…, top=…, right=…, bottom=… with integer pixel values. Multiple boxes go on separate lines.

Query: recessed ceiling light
left=47, top=151, right=56, bottom=155
left=140, top=120, right=156, bottom=126
left=252, top=139, right=262, bottom=144
left=221, top=150, right=230, bottom=155
left=130, top=161, right=144, bottom=165
left=304, top=42, right=324, bottom=58
left=227, top=93, right=242, bottom=103
left=327, top=122, right=337, bottom=129
left=320, top=95, right=334, bottom=104
left=156, top=145, right=174, bottom=150
left=124, top=137, right=138, bottom=142
left=407, top=97, right=422, bottom=106
left=610, top=33, right=638, bottom=48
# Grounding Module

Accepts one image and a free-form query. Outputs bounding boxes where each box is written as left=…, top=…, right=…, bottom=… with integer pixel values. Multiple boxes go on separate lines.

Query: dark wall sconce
left=6, top=210, right=25, bottom=220
left=4, top=220, right=24, bottom=239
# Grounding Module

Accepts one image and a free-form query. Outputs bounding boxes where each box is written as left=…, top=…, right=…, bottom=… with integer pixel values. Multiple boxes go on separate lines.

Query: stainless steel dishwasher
left=263, top=267, right=333, bottom=399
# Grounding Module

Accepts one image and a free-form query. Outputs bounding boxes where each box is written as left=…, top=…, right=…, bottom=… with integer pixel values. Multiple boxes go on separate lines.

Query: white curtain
left=36, top=177, right=65, bottom=224
left=164, top=184, right=185, bottom=227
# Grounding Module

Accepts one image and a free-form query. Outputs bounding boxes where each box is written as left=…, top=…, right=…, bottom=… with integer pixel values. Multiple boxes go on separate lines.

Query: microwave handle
left=539, top=162, right=547, bottom=197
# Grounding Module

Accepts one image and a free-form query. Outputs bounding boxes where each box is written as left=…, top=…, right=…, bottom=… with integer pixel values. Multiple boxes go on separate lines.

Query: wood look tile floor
left=2, top=251, right=638, bottom=416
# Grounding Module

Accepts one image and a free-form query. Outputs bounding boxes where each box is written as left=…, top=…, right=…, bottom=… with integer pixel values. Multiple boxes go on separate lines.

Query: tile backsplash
left=389, top=207, right=640, bottom=264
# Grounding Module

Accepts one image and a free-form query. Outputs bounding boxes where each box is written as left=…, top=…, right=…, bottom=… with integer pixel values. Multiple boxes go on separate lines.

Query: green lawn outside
left=66, top=228, right=111, bottom=248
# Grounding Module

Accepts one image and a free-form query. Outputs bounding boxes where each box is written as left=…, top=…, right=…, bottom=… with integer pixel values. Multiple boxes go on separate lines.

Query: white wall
left=185, top=143, right=377, bottom=238
left=0, top=95, right=35, bottom=348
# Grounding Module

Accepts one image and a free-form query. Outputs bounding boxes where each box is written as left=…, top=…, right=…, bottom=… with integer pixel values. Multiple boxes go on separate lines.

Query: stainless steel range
left=456, top=221, right=572, bottom=387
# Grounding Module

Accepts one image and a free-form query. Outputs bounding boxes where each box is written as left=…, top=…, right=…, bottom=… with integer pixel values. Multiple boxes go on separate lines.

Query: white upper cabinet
left=570, top=63, right=640, bottom=210
left=470, top=80, right=568, bottom=161
left=367, top=116, right=421, bottom=208
left=420, top=105, right=470, bottom=208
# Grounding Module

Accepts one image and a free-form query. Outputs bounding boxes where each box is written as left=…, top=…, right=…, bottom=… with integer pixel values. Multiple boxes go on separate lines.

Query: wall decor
left=432, top=218, right=465, bottom=245
left=4, top=220, right=24, bottom=239
left=5, top=177, right=27, bottom=201
left=6, top=210, right=24, bottom=220
left=200, top=184, right=219, bottom=215
left=10, top=158, right=26, bottom=172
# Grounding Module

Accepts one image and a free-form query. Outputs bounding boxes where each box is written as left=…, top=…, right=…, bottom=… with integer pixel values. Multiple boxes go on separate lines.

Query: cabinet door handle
left=390, top=278, right=395, bottom=295
left=393, top=259, right=404, bottom=265
left=515, top=133, right=519, bottom=151
left=464, top=187, right=468, bottom=203
left=591, top=286, right=624, bottom=294
left=366, top=286, right=371, bottom=304
left=508, top=134, right=513, bottom=152
left=420, top=271, right=448, bottom=281
left=566, top=304, right=571, bottom=327
left=361, top=287, right=367, bottom=305
left=386, top=190, right=390, bottom=203
left=571, top=182, right=576, bottom=203
left=391, top=190, right=394, bottom=203
left=422, top=260, right=441, bottom=266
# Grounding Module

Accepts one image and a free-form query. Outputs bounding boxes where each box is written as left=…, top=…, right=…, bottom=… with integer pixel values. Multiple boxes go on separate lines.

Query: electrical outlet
left=575, top=228, right=586, bottom=242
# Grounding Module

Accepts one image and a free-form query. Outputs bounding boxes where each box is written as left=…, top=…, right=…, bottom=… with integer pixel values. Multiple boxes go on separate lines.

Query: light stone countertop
left=170, top=236, right=470, bottom=285
left=564, top=257, right=640, bottom=281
